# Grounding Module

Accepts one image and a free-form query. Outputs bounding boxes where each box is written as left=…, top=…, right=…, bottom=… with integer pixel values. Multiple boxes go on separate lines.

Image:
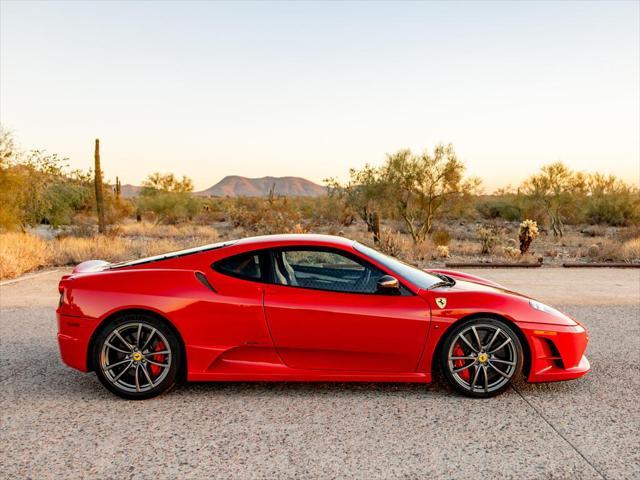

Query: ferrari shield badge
left=435, top=297, right=447, bottom=309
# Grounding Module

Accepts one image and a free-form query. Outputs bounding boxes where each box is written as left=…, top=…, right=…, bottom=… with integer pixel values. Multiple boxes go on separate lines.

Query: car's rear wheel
left=440, top=318, right=523, bottom=398
left=93, top=314, right=181, bottom=400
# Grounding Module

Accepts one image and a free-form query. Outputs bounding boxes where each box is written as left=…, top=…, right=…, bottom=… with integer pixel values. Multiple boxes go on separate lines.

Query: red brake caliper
left=149, top=341, right=166, bottom=376
left=453, top=343, right=470, bottom=381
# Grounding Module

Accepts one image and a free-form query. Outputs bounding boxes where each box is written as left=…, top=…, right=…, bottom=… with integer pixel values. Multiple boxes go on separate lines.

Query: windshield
left=354, top=242, right=441, bottom=289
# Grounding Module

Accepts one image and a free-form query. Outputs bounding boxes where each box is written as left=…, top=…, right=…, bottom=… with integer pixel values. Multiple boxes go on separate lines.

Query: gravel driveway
left=1, top=268, right=639, bottom=479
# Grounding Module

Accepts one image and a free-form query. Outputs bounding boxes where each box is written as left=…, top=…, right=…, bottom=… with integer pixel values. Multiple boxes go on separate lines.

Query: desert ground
left=1, top=268, right=639, bottom=479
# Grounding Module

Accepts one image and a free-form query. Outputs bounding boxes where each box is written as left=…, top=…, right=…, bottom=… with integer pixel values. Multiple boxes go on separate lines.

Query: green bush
left=476, top=200, right=521, bottom=221
left=584, top=194, right=640, bottom=226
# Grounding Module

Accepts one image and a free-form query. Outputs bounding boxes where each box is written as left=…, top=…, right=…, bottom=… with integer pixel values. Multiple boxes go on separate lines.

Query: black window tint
left=214, top=252, right=262, bottom=280
left=274, top=249, right=385, bottom=294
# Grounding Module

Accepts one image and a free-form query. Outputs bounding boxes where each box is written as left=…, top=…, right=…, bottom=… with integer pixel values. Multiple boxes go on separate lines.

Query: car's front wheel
left=92, top=314, right=181, bottom=400
left=440, top=318, right=523, bottom=398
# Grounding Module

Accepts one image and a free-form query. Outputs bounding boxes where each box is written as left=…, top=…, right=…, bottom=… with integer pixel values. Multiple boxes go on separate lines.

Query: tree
left=137, top=172, right=199, bottom=224
left=0, top=127, right=25, bottom=229
left=583, top=173, right=640, bottom=226
left=141, top=172, right=194, bottom=193
left=325, top=165, right=384, bottom=242
left=522, top=162, right=585, bottom=237
left=381, top=144, right=480, bottom=243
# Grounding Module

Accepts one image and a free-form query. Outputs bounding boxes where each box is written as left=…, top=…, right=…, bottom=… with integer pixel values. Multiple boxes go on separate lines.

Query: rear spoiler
left=72, top=260, right=111, bottom=274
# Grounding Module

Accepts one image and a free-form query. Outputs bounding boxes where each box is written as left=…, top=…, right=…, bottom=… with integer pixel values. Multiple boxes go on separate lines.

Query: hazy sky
left=1, top=1, right=638, bottom=191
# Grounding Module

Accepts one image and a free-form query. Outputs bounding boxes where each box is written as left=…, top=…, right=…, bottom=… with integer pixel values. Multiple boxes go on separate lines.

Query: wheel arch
left=431, top=312, right=531, bottom=378
left=86, top=308, right=187, bottom=382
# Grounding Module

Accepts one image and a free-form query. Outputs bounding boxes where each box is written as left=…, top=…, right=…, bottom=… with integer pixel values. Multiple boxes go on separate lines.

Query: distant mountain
left=193, top=175, right=326, bottom=198
left=120, top=184, right=143, bottom=199
left=118, top=176, right=326, bottom=198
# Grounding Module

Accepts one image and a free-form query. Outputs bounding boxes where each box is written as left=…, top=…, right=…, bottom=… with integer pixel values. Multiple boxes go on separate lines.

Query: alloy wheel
left=99, top=322, right=172, bottom=394
left=446, top=323, right=518, bottom=394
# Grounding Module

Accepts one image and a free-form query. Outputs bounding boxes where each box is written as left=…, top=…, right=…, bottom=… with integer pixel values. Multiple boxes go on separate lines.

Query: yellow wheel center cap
left=478, top=353, right=488, bottom=363
left=132, top=352, right=143, bottom=362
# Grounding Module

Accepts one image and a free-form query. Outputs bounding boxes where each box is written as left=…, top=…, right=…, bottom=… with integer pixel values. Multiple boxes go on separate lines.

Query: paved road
left=1, top=268, right=639, bottom=479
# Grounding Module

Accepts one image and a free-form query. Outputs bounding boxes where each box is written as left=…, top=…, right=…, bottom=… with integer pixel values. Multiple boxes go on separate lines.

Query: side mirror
left=377, top=275, right=400, bottom=295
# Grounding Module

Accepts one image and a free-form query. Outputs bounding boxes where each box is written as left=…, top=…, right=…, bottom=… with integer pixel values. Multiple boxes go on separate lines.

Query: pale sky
left=1, top=1, right=638, bottom=192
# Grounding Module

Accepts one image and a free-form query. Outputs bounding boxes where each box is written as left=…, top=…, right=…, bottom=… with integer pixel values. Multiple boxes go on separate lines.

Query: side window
left=213, top=252, right=263, bottom=281
left=273, top=249, right=385, bottom=294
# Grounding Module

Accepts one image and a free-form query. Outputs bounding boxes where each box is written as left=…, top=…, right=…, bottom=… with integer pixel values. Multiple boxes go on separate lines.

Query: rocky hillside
left=193, top=176, right=326, bottom=197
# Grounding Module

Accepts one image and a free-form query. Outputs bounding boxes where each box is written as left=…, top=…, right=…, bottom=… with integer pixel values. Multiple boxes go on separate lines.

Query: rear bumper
left=522, top=322, right=590, bottom=383
left=57, top=313, right=94, bottom=372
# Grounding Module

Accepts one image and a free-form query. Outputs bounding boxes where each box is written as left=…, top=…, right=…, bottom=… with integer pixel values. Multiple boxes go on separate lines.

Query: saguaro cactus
left=115, top=176, right=122, bottom=199
left=94, top=139, right=106, bottom=233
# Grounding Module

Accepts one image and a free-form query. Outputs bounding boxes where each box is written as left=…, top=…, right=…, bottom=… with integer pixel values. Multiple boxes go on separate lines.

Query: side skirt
left=188, top=371, right=431, bottom=383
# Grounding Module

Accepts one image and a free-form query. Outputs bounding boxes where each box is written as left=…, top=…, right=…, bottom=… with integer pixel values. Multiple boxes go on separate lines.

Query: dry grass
left=0, top=224, right=220, bottom=280
left=0, top=233, right=51, bottom=279
left=116, top=222, right=218, bottom=239
left=622, top=237, right=640, bottom=262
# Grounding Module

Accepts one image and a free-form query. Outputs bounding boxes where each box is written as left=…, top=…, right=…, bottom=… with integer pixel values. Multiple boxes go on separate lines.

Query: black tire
left=440, top=317, right=523, bottom=398
left=92, top=313, right=181, bottom=400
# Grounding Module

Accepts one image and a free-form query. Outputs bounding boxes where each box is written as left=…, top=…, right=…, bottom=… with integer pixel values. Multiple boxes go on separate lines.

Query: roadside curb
left=0, top=269, right=62, bottom=286
left=562, top=263, right=640, bottom=268
left=445, top=262, right=542, bottom=268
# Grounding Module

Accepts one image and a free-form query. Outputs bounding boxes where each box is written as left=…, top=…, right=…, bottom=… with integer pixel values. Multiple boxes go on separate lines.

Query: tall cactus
left=115, top=176, right=121, bottom=199
left=94, top=139, right=106, bottom=233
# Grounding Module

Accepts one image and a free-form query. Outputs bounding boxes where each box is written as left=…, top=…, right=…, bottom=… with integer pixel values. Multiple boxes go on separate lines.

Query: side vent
left=542, top=337, right=565, bottom=369
left=195, top=272, right=216, bottom=293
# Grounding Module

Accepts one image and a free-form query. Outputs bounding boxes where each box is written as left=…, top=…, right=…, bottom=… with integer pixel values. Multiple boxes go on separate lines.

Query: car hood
left=422, top=269, right=577, bottom=326
left=426, top=269, right=509, bottom=291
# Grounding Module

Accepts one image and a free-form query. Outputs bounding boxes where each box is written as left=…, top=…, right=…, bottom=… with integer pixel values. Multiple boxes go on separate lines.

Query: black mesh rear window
left=213, top=252, right=262, bottom=281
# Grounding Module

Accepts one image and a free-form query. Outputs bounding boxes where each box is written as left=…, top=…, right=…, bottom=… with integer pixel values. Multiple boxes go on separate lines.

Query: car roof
left=106, top=235, right=356, bottom=270
left=235, top=234, right=356, bottom=249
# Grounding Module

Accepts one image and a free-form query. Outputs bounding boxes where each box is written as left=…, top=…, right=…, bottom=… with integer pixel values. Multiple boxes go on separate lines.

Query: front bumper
left=522, top=322, right=590, bottom=383
left=57, top=313, right=94, bottom=372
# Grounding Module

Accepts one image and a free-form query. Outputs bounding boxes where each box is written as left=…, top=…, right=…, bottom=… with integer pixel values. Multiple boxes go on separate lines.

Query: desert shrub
left=503, top=246, right=520, bottom=259
left=225, top=197, right=304, bottom=235
left=431, top=229, right=451, bottom=246
left=617, top=225, right=640, bottom=242
left=518, top=219, right=539, bottom=254
left=407, top=238, right=435, bottom=263
left=436, top=245, right=450, bottom=258
left=585, top=239, right=624, bottom=262
left=377, top=230, right=405, bottom=258
left=136, top=192, right=200, bottom=224
left=621, top=238, right=640, bottom=262
left=1, top=149, right=95, bottom=229
left=477, top=226, right=498, bottom=254
left=135, top=173, right=200, bottom=224
left=584, top=194, right=640, bottom=226
left=449, top=240, right=478, bottom=257
left=476, top=199, right=521, bottom=221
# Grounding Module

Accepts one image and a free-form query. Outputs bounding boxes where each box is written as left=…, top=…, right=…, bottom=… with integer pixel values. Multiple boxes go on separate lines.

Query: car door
left=262, top=247, right=431, bottom=372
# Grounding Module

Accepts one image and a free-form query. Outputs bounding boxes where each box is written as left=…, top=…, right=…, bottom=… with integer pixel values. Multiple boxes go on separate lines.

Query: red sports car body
left=56, top=234, right=589, bottom=399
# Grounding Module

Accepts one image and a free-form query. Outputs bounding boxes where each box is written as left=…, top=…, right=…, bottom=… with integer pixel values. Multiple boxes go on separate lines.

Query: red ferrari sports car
left=56, top=234, right=589, bottom=399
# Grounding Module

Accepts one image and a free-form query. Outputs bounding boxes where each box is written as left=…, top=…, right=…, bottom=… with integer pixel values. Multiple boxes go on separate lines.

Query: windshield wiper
left=428, top=273, right=456, bottom=290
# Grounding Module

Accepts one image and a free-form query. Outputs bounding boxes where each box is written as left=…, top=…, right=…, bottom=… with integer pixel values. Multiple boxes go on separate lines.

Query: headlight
left=529, top=300, right=563, bottom=317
